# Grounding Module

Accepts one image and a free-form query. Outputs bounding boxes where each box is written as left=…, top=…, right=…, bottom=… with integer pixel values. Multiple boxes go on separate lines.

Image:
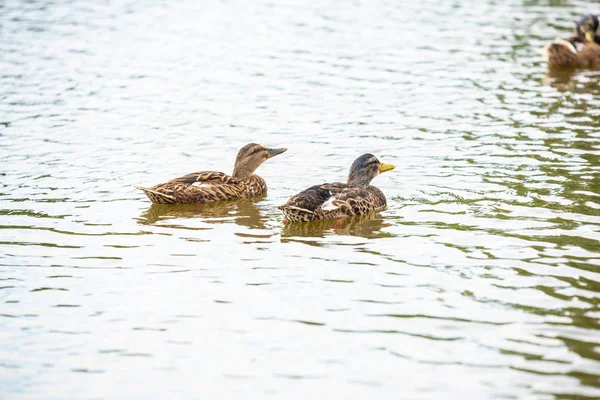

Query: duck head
left=232, top=143, right=287, bottom=178
left=347, top=153, right=395, bottom=188
left=576, top=14, right=598, bottom=43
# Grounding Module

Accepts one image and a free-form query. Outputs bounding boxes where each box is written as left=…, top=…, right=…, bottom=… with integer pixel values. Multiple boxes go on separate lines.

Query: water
left=1, top=0, right=600, bottom=398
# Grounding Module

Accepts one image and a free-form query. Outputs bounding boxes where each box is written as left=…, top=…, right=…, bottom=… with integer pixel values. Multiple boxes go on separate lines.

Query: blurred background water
left=1, top=0, right=600, bottom=398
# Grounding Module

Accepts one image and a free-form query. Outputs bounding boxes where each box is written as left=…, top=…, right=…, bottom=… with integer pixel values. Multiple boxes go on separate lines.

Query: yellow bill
left=379, top=162, right=395, bottom=173
left=586, top=31, right=595, bottom=43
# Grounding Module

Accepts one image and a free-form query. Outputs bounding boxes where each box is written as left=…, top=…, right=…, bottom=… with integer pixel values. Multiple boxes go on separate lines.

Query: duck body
left=278, top=153, right=394, bottom=222
left=136, top=171, right=267, bottom=204
left=577, top=42, right=600, bottom=68
left=278, top=182, right=386, bottom=222
left=136, top=143, right=286, bottom=205
left=544, top=40, right=600, bottom=69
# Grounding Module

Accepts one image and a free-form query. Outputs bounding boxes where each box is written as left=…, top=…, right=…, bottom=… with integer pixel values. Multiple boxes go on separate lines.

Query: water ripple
left=1, top=0, right=599, bottom=398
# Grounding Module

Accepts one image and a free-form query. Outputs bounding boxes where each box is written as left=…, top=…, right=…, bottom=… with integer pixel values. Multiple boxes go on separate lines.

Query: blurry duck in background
left=544, top=14, right=600, bottom=69
left=136, top=143, right=287, bottom=204
left=278, top=154, right=394, bottom=222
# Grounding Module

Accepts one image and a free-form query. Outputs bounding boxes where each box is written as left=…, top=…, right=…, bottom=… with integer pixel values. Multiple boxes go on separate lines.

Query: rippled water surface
left=2, top=0, right=600, bottom=398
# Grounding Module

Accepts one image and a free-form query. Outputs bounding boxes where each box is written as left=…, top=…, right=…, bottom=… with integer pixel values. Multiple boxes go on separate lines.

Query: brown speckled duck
left=136, top=143, right=287, bottom=204
left=544, top=14, right=600, bottom=69
left=278, top=154, right=395, bottom=222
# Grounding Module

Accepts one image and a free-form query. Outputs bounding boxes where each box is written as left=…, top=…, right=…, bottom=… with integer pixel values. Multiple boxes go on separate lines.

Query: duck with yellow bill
left=278, top=153, right=395, bottom=222
left=544, top=14, right=600, bottom=69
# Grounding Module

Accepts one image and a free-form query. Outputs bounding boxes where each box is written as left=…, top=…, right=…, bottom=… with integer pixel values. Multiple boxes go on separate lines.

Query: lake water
left=1, top=0, right=600, bottom=398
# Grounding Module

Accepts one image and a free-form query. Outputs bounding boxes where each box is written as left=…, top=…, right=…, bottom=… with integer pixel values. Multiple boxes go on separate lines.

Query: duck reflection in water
left=280, top=211, right=393, bottom=241
left=542, top=68, right=600, bottom=92
left=138, top=196, right=267, bottom=230
left=543, top=67, right=577, bottom=86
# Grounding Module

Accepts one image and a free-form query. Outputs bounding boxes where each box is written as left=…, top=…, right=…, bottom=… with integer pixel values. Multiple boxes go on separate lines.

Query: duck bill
left=266, top=148, right=287, bottom=158
left=379, top=162, right=395, bottom=173
left=585, top=31, right=595, bottom=43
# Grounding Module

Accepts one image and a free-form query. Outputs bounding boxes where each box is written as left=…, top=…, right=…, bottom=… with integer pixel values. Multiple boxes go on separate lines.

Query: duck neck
left=347, top=175, right=371, bottom=188
left=232, top=166, right=253, bottom=179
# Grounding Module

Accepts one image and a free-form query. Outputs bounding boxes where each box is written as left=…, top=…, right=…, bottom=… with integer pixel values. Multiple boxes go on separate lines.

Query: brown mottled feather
left=278, top=182, right=387, bottom=222
left=577, top=43, right=600, bottom=68
left=136, top=171, right=267, bottom=204
left=544, top=41, right=600, bottom=69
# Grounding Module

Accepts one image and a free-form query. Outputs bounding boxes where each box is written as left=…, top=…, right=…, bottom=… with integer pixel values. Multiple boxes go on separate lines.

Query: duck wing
left=170, top=171, right=241, bottom=186
left=278, top=182, right=347, bottom=222
left=318, top=186, right=387, bottom=216
left=282, top=182, right=348, bottom=211
left=137, top=171, right=244, bottom=204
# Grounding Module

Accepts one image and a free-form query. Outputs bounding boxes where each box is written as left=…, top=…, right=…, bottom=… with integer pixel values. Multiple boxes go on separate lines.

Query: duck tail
left=277, top=205, right=315, bottom=222
left=554, top=38, right=577, bottom=54
left=135, top=186, right=176, bottom=204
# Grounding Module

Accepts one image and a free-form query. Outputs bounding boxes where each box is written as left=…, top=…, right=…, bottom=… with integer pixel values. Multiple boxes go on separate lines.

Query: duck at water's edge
left=136, top=143, right=287, bottom=204
left=278, top=154, right=394, bottom=222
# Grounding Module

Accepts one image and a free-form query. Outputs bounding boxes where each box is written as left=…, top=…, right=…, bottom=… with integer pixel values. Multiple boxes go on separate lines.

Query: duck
left=136, top=143, right=287, bottom=204
left=543, top=39, right=600, bottom=69
left=278, top=153, right=395, bottom=222
left=544, top=14, right=600, bottom=69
